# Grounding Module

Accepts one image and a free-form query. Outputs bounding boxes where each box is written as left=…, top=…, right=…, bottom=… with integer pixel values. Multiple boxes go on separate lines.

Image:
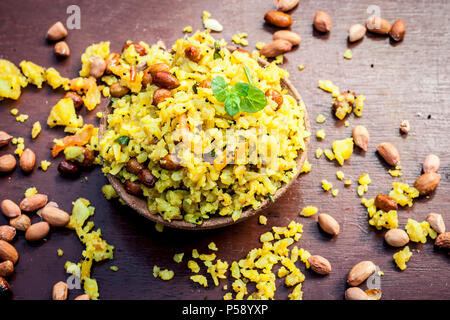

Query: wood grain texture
left=0, top=0, right=449, bottom=300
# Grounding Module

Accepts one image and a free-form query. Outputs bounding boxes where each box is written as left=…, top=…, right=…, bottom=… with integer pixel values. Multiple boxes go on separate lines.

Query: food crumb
left=259, top=215, right=267, bottom=225
left=298, top=64, right=305, bottom=71
left=96, top=112, right=103, bottom=119
left=110, top=266, right=119, bottom=272
left=57, top=249, right=64, bottom=257
left=16, top=114, right=29, bottom=122
left=344, top=120, right=350, bottom=127
left=344, top=179, right=352, bottom=187
left=31, top=121, right=42, bottom=139
left=173, top=253, right=184, bottom=263
left=324, top=149, right=335, bottom=161
left=255, top=42, right=265, bottom=50
left=331, top=189, right=339, bottom=197
left=344, top=49, right=353, bottom=60
left=316, top=129, right=326, bottom=140
left=300, top=159, right=311, bottom=173
left=25, top=187, right=37, bottom=198
left=232, top=32, right=248, bottom=47
left=101, top=184, right=118, bottom=200
left=393, top=246, right=412, bottom=271
left=315, top=148, right=323, bottom=159
left=300, top=206, right=318, bottom=217
left=321, top=179, right=333, bottom=192
left=155, top=223, right=164, bottom=232
left=10, top=108, right=19, bottom=116
left=183, top=25, right=193, bottom=33
left=208, top=242, right=218, bottom=251
left=316, top=114, right=326, bottom=123
left=336, top=171, right=345, bottom=180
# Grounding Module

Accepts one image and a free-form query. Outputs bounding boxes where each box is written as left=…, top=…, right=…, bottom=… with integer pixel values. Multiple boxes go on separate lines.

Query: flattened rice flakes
left=393, top=246, right=412, bottom=271
left=389, top=182, right=419, bottom=207
left=405, top=218, right=437, bottom=243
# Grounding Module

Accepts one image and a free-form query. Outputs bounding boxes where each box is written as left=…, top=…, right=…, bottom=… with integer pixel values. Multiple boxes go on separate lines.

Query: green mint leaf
left=239, top=84, right=267, bottom=113
left=224, top=93, right=240, bottom=116
left=114, top=136, right=130, bottom=145
left=243, top=66, right=253, bottom=85
left=213, top=42, right=221, bottom=60
left=211, top=76, right=228, bottom=102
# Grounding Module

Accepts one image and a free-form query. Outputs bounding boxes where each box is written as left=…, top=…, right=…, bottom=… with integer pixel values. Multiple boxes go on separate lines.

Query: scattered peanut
left=414, top=172, right=440, bottom=196
left=19, top=148, right=36, bottom=173
left=41, top=206, right=70, bottom=227
left=273, top=30, right=301, bottom=46
left=274, top=0, right=299, bottom=12
left=124, top=180, right=143, bottom=196
left=0, top=277, right=11, bottom=297
left=153, top=71, right=180, bottom=89
left=423, top=154, right=440, bottom=173
left=52, top=281, right=68, bottom=300
left=390, top=19, right=406, bottom=41
left=36, top=201, right=58, bottom=218
left=366, top=16, right=391, bottom=35
left=345, top=287, right=369, bottom=300
left=46, top=21, right=68, bottom=41
left=260, top=39, right=292, bottom=58
left=58, top=160, right=79, bottom=176
left=352, top=125, right=370, bottom=151
left=435, top=232, right=450, bottom=248
left=185, top=46, right=202, bottom=63
left=160, top=154, right=182, bottom=171
left=0, top=131, right=12, bottom=147
left=153, top=88, right=173, bottom=105
left=147, top=63, right=170, bottom=77
left=0, top=225, right=16, bottom=242
left=0, top=240, right=19, bottom=264
left=264, top=11, right=293, bottom=28
left=0, top=154, right=17, bottom=173
left=308, top=255, right=332, bottom=275
left=1, top=200, right=21, bottom=218
left=89, top=56, right=106, bottom=78
left=317, top=213, right=340, bottom=236
left=19, top=194, right=48, bottom=212
left=10, top=214, right=31, bottom=231
left=25, top=221, right=50, bottom=242
left=374, top=194, right=398, bottom=212
left=347, top=261, right=376, bottom=286
left=64, top=92, right=83, bottom=110
left=313, top=11, right=332, bottom=33
left=348, top=24, right=366, bottom=42
left=400, top=120, right=410, bottom=134
left=384, top=229, right=409, bottom=247
left=426, top=213, right=445, bottom=234
left=54, top=41, right=70, bottom=57
left=377, top=142, right=400, bottom=166
left=110, top=82, right=130, bottom=97
left=265, top=89, right=284, bottom=109
left=0, top=260, right=14, bottom=277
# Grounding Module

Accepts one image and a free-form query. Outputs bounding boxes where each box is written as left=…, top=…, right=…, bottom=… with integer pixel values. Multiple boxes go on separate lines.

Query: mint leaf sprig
left=211, top=67, right=267, bottom=116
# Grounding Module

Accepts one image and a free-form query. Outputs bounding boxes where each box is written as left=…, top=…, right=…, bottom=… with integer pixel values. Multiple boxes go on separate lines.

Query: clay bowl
left=99, top=57, right=310, bottom=230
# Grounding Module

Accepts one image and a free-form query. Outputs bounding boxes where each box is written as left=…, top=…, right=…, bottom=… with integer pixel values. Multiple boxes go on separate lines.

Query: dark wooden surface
left=0, top=0, right=449, bottom=300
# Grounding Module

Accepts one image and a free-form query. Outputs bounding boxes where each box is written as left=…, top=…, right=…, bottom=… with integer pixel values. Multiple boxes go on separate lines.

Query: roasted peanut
left=19, top=148, right=36, bottom=173
left=377, top=142, right=400, bottom=166
left=153, top=71, right=180, bottom=89
left=390, top=19, right=406, bottom=41
left=260, top=40, right=292, bottom=58
left=41, top=206, right=70, bottom=227
left=1, top=200, right=21, bottom=218
left=273, top=30, right=301, bottom=46
left=153, top=88, right=173, bottom=105
left=25, top=222, right=50, bottom=242
left=36, top=201, right=58, bottom=218
left=199, top=79, right=211, bottom=88
left=142, top=67, right=153, bottom=87
left=384, top=229, right=409, bottom=247
left=64, top=92, right=83, bottom=110
left=126, top=158, right=144, bottom=175
left=352, top=125, right=370, bottom=151
left=265, top=89, right=283, bottom=109
left=147, top=63, right=170, bottom=77
left=426, top=213, right=445, bottom=234
left=0, top=154, right=16, bottom=173
left=122, top=42, right=147, bottom=56
left=414, top=172, right=440, bottom=196
left=274, top=0, right=299, bottom=12
left=185, top=46, right=202, bottom=63
left=160, top=154, right=182, bottom=171
left=264, top=11, right=293, bottom=28
left=0, top=261, right=14, bottom=277
left=308, top=255, right=332, bottom=275
left=46, top=21, right=67, bottom=41
left=10, top=214, right=31, bottom=231
left=52, top=281, right=68, bottom=300
left=317, top=213, right=340, bottom=236
left=347, top=261, right=376, bottom=286
left=348, top=24, right=366, bottom=42
left=0, top=131, right=12, bottom=147
left=124, top=180, right=143, bottom=196
left=345, top=287, right=369, bottom=300
left=435, top=232, right=450, bottom=248
left=0, top=277, right=11, bottom=297
left=89, top=56, right=106, bottom=78
left=366, top=16, right=391, bottom=35
left=77, top=147, right=95, bottom=167
left=105, top=52, right=120, bottom=74
left=313, top=11, right=332, bottom=32
left=0, top=240, right=19, bottom=264
left=138, top=169, right=157, bottom=188
left=423, top=154, right=440, bottom=173
left=0, top=225, right=16, bottom=242
left=54, top=41, right=70, bottom=57
left=110, top=82, right=130, bottom=97
left=58, top=160, right=79, bottom=176
left=19, top=194, right=48, bottom=212
left=374, top=194, right=398, bottom=212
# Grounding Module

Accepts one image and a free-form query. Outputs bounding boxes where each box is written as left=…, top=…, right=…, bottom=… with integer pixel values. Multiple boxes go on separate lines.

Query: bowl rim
left=99, top=56, right=310, bottom=230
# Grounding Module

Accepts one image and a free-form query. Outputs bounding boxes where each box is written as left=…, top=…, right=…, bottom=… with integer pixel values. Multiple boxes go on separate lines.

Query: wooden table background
left=0, top=0, right=449, bottom=300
